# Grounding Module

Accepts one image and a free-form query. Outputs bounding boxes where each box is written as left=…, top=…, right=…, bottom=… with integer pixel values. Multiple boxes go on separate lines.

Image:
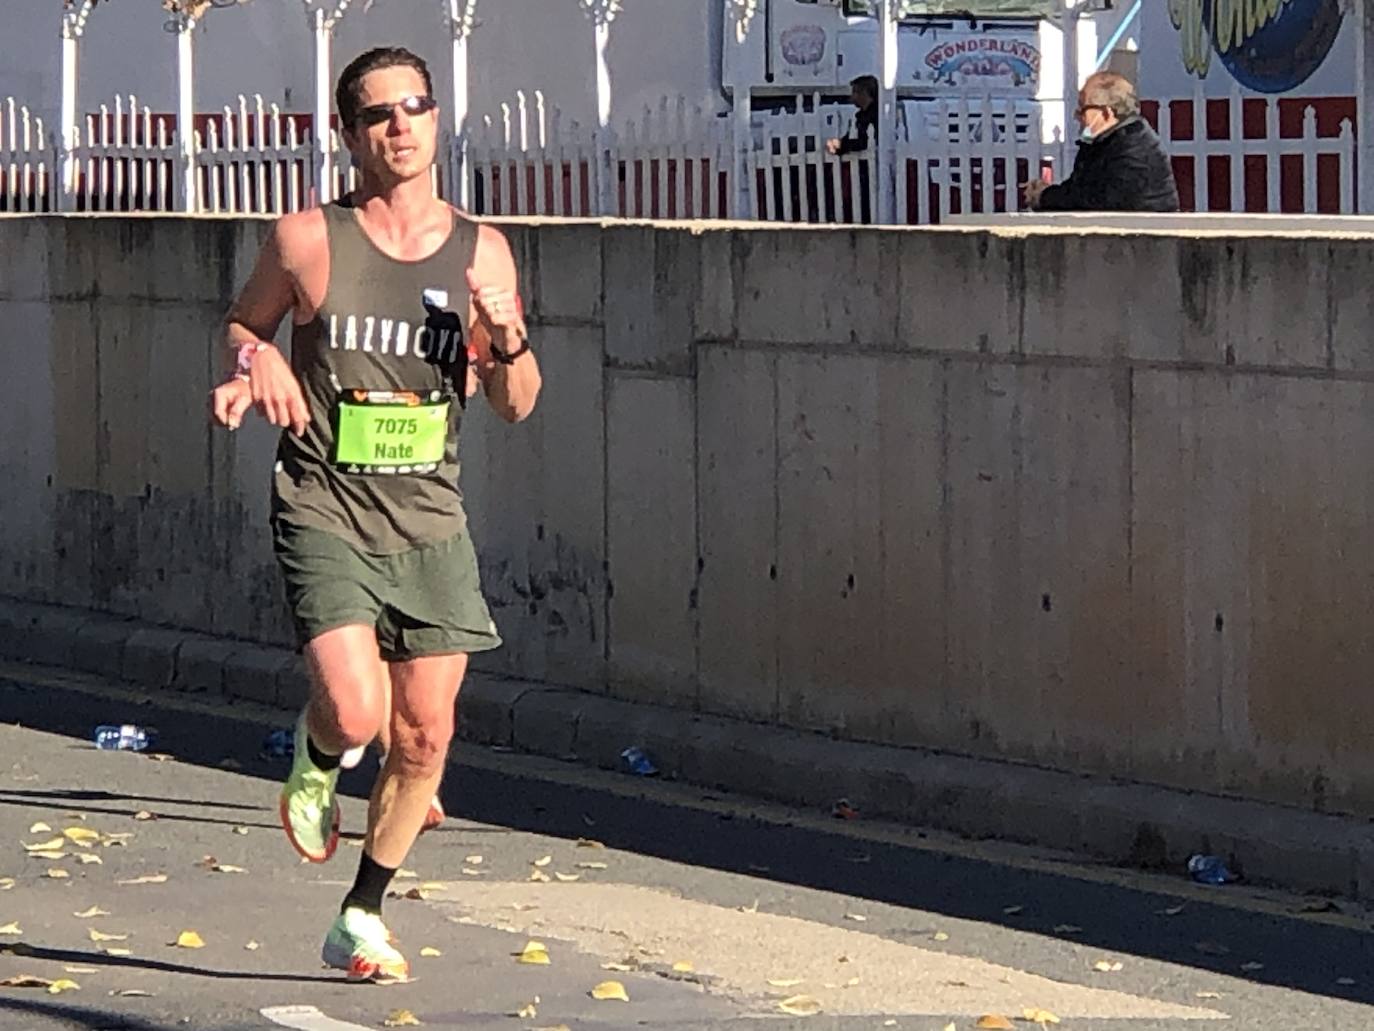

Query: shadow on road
left=1, top=943, right=338, bottom=986
left=3, top=668, right=1373, bottom=1009
left=0, top=995, right=182, bottom=1030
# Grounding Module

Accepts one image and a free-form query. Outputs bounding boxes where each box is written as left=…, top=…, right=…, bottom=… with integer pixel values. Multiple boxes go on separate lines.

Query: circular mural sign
left=1171, top=0, right=1344, bottom=94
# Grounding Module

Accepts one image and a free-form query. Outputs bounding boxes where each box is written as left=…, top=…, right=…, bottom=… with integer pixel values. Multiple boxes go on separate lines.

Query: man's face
left=1075, top=91, right=1117, bottom=137
left=344, top=65, right=438, bottom=183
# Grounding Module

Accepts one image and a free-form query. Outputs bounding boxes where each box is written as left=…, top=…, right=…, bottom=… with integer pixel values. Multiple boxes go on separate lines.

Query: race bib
left=333, top=389, right=450, bottom=475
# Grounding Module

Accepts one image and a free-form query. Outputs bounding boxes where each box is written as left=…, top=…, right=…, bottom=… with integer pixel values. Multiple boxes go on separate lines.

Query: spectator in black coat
left=1023, top=72, right=1180, bottom=213
left=826, top=75, right=879, bottom=156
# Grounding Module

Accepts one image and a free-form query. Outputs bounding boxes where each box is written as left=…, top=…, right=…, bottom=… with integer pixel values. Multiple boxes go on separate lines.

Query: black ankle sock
left=342, top=851, right=396, bottom=915
left=307, top=736, right=341, bottom=771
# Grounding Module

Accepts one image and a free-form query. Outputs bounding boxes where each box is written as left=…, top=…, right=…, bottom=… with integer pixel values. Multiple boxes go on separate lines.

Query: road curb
left=2, top=594, right=1371, bottom=901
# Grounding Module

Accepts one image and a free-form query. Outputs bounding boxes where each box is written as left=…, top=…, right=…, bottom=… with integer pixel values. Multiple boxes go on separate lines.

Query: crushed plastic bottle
left=93, top=724, right=153, bottom=752
left=1187, top=854, right=1236, bottom=885
left=261, top=728, right=295, bottom=760
left=620, top=747, right=658, bottom=777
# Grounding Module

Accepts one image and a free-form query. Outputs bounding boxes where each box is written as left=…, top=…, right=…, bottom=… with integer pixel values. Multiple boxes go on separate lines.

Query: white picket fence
left=0, top=86, right=1358, bottom=221
left=1152, top=87, right=1355, bottom=215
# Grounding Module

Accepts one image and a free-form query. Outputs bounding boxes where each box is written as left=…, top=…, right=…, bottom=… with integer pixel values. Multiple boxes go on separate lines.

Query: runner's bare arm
left=214, top=212, right=322, bottom=435
left=468, top=224, right=541, bottom=424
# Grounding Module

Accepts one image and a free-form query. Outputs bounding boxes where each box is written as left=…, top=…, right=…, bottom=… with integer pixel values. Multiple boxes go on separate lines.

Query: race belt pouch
left=332, top=389, right=450, bottom=476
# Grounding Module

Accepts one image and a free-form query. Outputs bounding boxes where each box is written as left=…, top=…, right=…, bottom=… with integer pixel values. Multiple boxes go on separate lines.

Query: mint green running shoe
left=321, top=906, right=410, bottom=983
left=277, top=711, right=341, bottom=863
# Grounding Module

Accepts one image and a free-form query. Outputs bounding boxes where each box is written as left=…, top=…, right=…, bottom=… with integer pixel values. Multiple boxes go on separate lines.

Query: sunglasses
left=354, top=94, right=438, bottom=128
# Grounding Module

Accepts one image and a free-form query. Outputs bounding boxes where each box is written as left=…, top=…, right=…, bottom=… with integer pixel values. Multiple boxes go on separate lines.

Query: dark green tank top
left=271, top=200, right=477, bottom=553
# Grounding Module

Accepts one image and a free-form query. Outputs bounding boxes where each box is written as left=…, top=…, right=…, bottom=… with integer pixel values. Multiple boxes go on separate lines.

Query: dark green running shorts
left=272, top=521, right=502, bottom=662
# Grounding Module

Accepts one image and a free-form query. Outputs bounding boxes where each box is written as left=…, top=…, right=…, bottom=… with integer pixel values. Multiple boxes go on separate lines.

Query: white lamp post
left=58, top=1, right=96, bottom=211
left=577, top=0, right=623, bottom=214
left=725, top=0, right=760, bottom=219
left=877, top=0, right=899, bottom=223
left=1357, top=0, right=1374, bottom=212
left=441, top=0, right=479, bottom=209
left=302, top=0, right=359, bottom=204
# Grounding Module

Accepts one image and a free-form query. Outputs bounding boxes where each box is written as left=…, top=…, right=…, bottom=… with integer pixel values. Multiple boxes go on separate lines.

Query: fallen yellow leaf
left=529, top=869, right=551, bottom=883
left=975, top=1017, right=1014, bottom=1031
left=173, top=930, right=205, bottom=949
left=117, top=874, right=167, bottom=885
left=1196, top=991, right=1222, bottom=999
left=464, top=855, right=483, bottom=865
left=100, top=833, right=133, bottom=847
left=516, top=941, right=550, bottom=965
left=767, top=978, right=803, bottom=988
left=419, top=947, right=442, bottom=958
left=590, top=980, right=629, bottom=1002
left=64, top=813, right=86, bottom=822
left=553, top=873, right=580, bottom=883
left=47, top=979, right=80, bottom=995
left=27, top=823, right=51, bottom=834
left=529, top=1026, right=570, bottom=1031
left=394, top=869, right=418, bottom=880
left=63, top=828, right=100, bottom=847
left=30, top=851, right=67, bottom=861
left=231, top=826, right=249, bottom=835
left=533, top=856, right=552, bottom=868
left=944, top=1024, right=956, bottom=1031
left=1092, top=960, right=1124, bottom=973
left=932, top=931, right=950, bottom=942
left=576, top=861, right=609, bottom=870
left=672, top=961, right=694, bottom=973
left=576, top=838, right=605, bottom=849
left=132, top=812, right=156, bottom=822
left=419, top=882, right=447, bottom=893
left=74, top=853, right=101, bottom=866
left=383, top=1010, right=422, bottom=1027
left=514, top=1001, right=538, bottom=1019
left=844, top=913, right=867, bottom=922
left=0, top=922, right=20, bottom=935
left=1022, top=1008, right=1061, bottom=1026
left=88, top=929, right=129, bottom=942
left=45, top=868, right=69, bottom=879
left=244, top=941, right=260, bottom=951
left=777, top=995, right=821, bottom=1016
left=103, top=947, right=132, bottom=957
left=461, top=868, right=486, bottom=876
left=0, top=879, right=13, bottom=891
left=64, top=966, right=97, bottom=974
left=23, top=837, right=65, bottom=852
left=601, top=962, right=634, bottom=972
left=844, top=977, right=860, bottom=987
left=74, top=906, right=109, bottom=919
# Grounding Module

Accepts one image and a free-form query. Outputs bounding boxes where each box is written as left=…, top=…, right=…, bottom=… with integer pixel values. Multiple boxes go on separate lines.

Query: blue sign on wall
left=1171, top=0, right=1344, bottom=94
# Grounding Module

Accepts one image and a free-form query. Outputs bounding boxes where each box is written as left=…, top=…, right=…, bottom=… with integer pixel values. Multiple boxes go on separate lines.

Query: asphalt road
left=0, top=662, right=1372, bottom=1031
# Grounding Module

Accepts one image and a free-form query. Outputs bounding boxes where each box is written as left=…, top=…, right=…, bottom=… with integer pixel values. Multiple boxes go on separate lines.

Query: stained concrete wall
left=4, top=214, right=1374, bottom=819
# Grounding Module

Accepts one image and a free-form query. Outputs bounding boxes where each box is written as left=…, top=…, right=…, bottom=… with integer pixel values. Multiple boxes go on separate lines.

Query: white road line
left=261, top=1004, right=374, bottom=1031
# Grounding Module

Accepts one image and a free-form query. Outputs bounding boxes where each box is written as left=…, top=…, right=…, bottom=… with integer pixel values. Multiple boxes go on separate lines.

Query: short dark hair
left=335, top=47, right=434, bottom=127
left=851, top=75, right=879, bottom=102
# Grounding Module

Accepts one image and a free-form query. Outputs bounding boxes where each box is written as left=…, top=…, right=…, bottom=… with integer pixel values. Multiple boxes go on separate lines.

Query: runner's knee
left=389, top=710, right=454, bottom=776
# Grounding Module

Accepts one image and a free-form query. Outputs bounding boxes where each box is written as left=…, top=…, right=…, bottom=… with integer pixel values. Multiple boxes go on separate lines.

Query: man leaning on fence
left=1022, top=72, right=1180, bottom=214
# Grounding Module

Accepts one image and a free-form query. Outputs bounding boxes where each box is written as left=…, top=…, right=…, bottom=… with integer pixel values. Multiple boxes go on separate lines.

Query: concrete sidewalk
left=2, top=595, right=1373, bottom=906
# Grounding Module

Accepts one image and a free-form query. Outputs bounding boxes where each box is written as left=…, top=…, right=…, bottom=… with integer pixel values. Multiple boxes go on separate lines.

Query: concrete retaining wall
left=4, top=213, right=1374, bottom=820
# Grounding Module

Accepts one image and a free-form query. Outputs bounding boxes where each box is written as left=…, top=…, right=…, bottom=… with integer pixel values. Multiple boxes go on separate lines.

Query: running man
left=210, top=46, right=541, bottom=982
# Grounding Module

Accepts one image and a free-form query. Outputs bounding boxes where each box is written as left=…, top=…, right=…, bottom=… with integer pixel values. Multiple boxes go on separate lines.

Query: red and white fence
left=0, top=86, right=1358, bottom=221
left=1143, top=87, right=1355, bottom=215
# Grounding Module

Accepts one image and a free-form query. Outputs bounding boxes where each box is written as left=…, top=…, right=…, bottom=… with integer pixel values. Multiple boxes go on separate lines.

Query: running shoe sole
left=278, top=793, right=341, bottom=863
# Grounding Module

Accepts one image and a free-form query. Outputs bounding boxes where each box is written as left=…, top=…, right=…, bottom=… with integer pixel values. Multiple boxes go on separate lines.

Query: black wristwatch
left=491, top=327, right=531, bottom=365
